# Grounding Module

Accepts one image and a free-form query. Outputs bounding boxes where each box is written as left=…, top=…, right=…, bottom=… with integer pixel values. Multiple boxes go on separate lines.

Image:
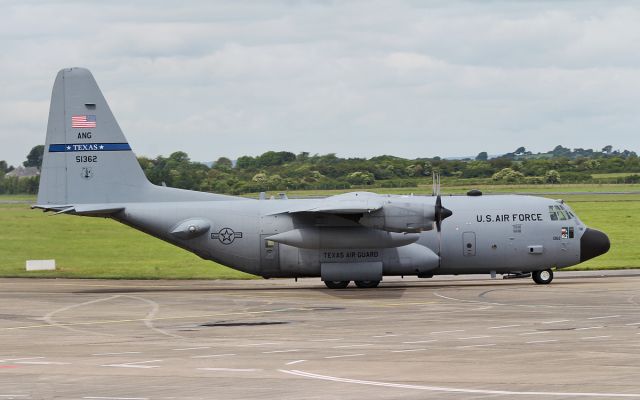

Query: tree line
left=1, top=145, right=639, bottom=195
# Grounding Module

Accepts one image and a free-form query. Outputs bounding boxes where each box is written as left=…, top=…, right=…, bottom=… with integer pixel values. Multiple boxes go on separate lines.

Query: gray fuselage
left=115, top=193, right=593, bottom=279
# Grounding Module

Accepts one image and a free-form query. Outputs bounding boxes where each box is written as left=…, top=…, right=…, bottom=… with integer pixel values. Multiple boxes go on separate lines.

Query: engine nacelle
left=359, top=199, right=436, bottom=233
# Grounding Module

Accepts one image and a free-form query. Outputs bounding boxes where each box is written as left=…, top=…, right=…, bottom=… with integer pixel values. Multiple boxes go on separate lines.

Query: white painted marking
left=0, top=357, right=44, bottom=363
left=91, top=352, right=141, bottom=356
left=16, top=361, right=69, bottom=365
left=581, top=336, right=611, bottom=340
left=372, top=334, right=398, bottom=338
left=324, top=354, right=365, bottom=359
left=588, top=315, right=620, bottom=320
left=126, top=295, right=184, bottom=339
left=458, top=335, right=492, bottom=340
left=575, top=326, right=604, bottom=331
left=519, top=331, right=547, bottom=335
left=541, top=319, right=571, bottom=324
left=198, top=367, right=260, bottom=372
left=311, top=338, right=343, bottom=342
left=84, top=397, right=148, bottom=400
left=332, top=344, right=373, bottom=348
left=101, top=360, right=162, bottom=369
left=402, top=340, right=437, bottom=344
left=391, top=348, right=427, bottom=353
left=239, top=342, right=280, bottom=347
left=171, top=346, right=210, bottom=351
left=457, top=344, right=496, bottom=349
left=262, top=349, right=300, bottom=354
left=625, top=322, right=640, bottom=326
left=526, top=339, right=559, bottom=344
left=0, top=396, right=29, bottom=398
left=430, top=329, right=464, bottom=334
left=286, top=360, right=306, bottom=365
left=280, top=369, right=640, bottom=397
left=191, top=353, right=236, bottom=359
left=488, top=324, right=521, bottom=329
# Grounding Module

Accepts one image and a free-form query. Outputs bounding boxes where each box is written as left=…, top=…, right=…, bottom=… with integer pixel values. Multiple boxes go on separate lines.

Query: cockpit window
left=549, top=205, right=571, bottom=221
left=549, top=206, right=558, bottom=220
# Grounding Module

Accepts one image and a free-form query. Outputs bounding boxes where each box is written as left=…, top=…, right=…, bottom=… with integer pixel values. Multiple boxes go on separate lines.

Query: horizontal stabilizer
left=32, top=204, right=124, bottom=216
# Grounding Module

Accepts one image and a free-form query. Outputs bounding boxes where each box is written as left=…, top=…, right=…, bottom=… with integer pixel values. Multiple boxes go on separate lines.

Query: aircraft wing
left=292, top=200, right=383, bottom=214
left=281, top=192, right=384, bottom=215
left=269, top=191, right=450, bottom=234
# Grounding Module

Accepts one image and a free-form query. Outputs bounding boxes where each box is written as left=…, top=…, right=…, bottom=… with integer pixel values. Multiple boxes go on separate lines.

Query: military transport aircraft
left=33, top=68, right=610, bottom=288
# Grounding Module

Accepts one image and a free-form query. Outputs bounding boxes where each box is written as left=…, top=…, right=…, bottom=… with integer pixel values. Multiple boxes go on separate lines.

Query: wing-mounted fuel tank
left=266, top=227, right=418, bottom=249
left=359, top=196, right=451, bottom=233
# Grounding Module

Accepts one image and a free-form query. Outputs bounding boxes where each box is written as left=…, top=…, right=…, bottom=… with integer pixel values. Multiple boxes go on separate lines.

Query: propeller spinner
left=435, top=194, right=453, bottom=232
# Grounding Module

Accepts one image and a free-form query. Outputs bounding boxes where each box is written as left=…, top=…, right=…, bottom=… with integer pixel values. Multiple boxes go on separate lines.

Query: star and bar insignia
left=211, top=227, right=243, bottom=245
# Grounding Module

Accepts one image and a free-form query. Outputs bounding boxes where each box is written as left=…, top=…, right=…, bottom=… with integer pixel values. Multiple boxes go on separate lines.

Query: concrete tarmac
left=1, top=271, right=639, bottom=399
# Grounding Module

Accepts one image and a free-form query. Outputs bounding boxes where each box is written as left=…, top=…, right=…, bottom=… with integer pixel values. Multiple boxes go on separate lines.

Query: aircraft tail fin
left=37, top=68, right=152, bottom=205
left=37, top=68, right=234, bottom=206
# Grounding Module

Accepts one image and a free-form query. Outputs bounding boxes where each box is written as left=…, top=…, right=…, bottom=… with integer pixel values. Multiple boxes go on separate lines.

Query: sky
left=1, top=0, right=640, bottom=166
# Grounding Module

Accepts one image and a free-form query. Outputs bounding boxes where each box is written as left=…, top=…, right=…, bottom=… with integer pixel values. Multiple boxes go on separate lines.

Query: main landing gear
left=532, top=269, right=553, bottom=284
left=323, top=280, right=381, bottom=289
left=324, top=280, right=350, bottom=289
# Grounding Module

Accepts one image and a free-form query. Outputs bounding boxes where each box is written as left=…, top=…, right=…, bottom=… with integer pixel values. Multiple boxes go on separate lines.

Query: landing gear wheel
left=532, top=269, right=553, bottom=284
left=324, top=280, right=350, bottom=289
left=354, top=280, right=380, bottom=288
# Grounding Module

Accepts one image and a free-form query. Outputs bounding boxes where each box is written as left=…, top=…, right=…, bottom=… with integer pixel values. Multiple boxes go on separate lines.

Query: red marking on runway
left=0, top=365, right=19, bottom=369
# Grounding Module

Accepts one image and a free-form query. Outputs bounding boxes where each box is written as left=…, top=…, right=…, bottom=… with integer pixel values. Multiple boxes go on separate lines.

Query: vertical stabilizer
left=37, top=68, right=151, bottom=205
left=37, top=68, right=242, bottom=206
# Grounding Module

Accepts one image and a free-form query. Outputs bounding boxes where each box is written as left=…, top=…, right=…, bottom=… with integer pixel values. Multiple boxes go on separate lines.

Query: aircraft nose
left=580, top=228, right=610, bottom=262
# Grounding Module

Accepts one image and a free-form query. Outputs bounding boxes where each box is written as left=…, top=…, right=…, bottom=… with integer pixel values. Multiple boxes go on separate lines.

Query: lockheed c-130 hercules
left=34, top=68, right=611, bottom=288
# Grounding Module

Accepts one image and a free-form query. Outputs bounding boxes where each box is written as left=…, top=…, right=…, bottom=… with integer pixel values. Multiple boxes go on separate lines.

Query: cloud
left=1, top=0, right=639, bottom=166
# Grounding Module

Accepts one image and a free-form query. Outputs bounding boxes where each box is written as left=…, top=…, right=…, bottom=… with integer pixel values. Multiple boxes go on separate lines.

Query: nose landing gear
left=532, top=269, right=553, bottom=284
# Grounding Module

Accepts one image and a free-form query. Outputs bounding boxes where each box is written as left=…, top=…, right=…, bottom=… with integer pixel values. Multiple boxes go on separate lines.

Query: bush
left=492, top=168, right=524, bottom=183
left=346, top=171, right=375, bottom=185
left=544, top=170, right=561, bottom=184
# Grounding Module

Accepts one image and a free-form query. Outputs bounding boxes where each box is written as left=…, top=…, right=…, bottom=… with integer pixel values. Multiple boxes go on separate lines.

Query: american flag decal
left=71, top=115, right=96, bottom=128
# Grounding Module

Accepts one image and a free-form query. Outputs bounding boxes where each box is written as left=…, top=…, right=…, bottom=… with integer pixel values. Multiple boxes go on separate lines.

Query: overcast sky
left=1, top=1, right=640, bottom=166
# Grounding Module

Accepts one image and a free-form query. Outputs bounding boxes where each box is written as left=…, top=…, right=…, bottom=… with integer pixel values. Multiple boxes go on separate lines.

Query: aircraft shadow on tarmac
left=69, top=278, right=592, bottom=296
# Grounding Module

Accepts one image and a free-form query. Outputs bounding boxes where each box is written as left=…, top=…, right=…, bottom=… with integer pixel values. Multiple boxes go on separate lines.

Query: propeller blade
left=434, top=195, right=453, bottom=232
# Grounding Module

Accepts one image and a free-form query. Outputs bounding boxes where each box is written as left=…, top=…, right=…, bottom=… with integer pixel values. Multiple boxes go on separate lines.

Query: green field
left=591, top=172, right=639, bottom=179
left=254, top=183, right=640, bottom=197
left=0, top=202, right=253, bottom=279
left=1, top=185, right=638, bottom=279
